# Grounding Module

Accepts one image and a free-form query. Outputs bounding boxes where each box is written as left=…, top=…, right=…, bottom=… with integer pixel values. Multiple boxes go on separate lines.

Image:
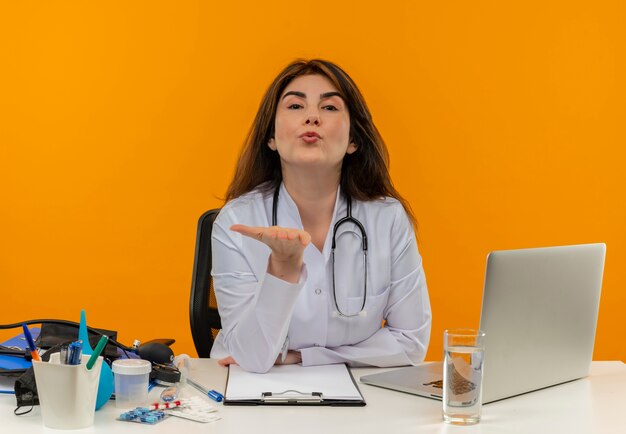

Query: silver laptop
left=360, top=243, right=606, bottom=404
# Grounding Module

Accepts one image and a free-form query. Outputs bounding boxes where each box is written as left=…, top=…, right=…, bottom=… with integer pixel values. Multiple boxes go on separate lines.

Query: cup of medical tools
left=112, top=359, right=152, bottom=408
left=32, top=353, right=103, bottom=429
left=443, top=329, right=485, bottom=425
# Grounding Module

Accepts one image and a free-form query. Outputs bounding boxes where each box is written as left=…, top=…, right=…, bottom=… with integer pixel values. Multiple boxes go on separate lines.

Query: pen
left=60, top=343, right=68, bottom=364
left=86, top=335, right=108, bottom=370
left=22, top=324, right=41, bottom=362
left=67, top=340, right=83, bottom=365
left=208, top=390, right=224, bottom=402
left=186, top=377, right=208, bottom=395
left=186, top=378, right=224, bottom=402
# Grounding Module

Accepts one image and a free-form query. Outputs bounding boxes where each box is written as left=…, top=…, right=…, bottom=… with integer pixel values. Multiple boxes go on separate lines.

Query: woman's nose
left=305, top=113, right=320, bottom=126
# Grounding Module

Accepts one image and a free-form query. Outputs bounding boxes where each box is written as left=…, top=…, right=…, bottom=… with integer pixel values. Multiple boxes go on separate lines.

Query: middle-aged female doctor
left=210, top=59, right=431, bottom=373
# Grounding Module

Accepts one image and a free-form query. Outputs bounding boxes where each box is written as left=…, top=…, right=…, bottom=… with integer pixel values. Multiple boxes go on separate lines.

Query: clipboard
left=224, top=363, right=366, bottom=406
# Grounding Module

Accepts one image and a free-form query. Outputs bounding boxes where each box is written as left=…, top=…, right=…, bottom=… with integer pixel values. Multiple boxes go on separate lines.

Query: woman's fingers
left=299, top=231, right=312, bottom=246
left=232, top=225, right=309, bottom=283
left=274, top=351, right=302, bottom=365
left=218, top=356, right=237, bottom=367
left=231, top=224, right=310, bottom=247
left=231, top=224, right=278, bottom=241
left=231, top=224, right=266, bottom=240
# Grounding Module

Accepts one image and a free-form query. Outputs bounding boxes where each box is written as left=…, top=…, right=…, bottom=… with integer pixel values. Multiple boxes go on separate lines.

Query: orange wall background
left=1, top=1, right=624, bottom=362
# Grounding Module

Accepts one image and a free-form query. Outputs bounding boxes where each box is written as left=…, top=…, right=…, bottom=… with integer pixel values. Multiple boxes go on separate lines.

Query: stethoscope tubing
left=271, top=184, right=368, bottom=317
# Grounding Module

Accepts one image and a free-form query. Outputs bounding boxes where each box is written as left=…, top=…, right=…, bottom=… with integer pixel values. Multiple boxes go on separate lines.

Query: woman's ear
left=346, top=141, right=357, bottom=155
left=268, top=137, right=277, bottom=151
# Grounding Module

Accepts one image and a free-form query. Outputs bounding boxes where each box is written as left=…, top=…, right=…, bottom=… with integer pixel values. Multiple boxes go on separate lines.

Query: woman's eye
left=322, top=105, right=338, bottom=111
left=287, top=103, right=303, bottom=109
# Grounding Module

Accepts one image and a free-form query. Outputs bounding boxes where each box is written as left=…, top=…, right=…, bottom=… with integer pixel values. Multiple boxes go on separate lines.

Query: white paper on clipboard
left=225, top=363, right=364, bottom=403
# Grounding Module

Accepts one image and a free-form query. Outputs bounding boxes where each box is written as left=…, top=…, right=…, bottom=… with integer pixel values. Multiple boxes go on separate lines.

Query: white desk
left=1, top=360, right=624, bottom=433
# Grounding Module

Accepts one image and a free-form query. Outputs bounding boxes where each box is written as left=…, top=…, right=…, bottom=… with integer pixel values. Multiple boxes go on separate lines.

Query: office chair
left=189, top=208, right=222, bottom=358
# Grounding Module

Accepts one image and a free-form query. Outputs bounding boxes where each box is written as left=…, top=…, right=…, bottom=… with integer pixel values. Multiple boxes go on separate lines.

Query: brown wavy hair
left=224, top=59, right=417, bottom=228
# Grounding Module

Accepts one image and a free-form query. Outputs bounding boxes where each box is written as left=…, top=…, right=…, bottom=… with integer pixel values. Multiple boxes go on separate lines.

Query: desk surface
left=1, top=360, right=625, bottom=434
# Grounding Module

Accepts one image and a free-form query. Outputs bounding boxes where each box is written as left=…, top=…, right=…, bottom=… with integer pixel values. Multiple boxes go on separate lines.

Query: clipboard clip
left=261, top=390, right=323, bottom=403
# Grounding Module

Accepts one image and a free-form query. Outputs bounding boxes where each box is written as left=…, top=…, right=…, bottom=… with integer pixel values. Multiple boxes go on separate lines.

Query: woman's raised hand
left=217, top=350, right=302, bottom=368
left=230, top=225, right=311, bottom=283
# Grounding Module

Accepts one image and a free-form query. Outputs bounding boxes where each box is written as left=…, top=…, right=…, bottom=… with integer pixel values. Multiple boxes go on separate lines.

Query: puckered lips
left=299, top=131, right=321, bottom=144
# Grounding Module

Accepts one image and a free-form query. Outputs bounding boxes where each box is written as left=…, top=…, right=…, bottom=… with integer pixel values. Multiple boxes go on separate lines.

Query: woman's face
left=269, top=74, right=356, bottom=175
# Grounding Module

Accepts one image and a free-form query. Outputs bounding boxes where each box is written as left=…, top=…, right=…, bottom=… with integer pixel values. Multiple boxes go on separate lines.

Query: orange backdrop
left=1, top=1, right=624, bottom=362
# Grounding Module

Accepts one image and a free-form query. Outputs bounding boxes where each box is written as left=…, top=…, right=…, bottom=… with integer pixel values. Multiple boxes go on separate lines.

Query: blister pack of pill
left=164, top=396, right=220, bottom=423
left=118, top=407, right=169, bottom=425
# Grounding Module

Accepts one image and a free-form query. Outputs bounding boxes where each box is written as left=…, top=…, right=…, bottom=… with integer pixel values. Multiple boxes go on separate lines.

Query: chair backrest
left=189, top=208, right=222, bottom=358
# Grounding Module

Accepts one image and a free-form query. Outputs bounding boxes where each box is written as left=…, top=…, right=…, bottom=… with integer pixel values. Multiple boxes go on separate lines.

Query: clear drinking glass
left=443, top=329, right=486, bottom=425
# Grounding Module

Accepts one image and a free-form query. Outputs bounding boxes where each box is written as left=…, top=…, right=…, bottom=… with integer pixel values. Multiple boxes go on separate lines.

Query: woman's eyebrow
left=282, top=91, right=305, bottom=100
left=281, top=91, right=344, bottom=100
left=320, top=91, right=342, bottom=100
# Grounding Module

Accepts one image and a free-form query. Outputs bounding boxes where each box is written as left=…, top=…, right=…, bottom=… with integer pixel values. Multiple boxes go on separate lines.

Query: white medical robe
left=210, top=183, right=431, bottom=373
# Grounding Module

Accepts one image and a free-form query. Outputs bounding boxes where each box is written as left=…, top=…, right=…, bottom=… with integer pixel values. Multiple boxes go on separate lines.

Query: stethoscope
left=272, top=184, right=368, bottom=317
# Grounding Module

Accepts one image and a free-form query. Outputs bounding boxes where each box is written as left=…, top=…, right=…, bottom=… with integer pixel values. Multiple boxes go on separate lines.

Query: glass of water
left=443, top=329, right=485, bottom=425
